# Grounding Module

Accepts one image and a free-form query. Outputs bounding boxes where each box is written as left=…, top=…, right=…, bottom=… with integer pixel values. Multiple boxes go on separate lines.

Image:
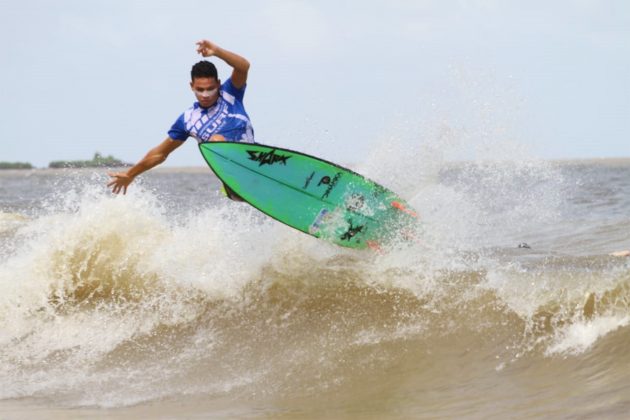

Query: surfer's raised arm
left=195, top=40, right=250, bottom=89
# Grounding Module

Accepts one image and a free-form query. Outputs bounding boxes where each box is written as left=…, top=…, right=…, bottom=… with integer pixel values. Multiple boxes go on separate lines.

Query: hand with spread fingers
left=196, top=40, right=220, bottom=57
left=107, top=172, right=135, bottom=195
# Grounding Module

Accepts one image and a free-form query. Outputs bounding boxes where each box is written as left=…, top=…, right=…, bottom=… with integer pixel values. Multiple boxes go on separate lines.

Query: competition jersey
left=168, top=78, right=255, bottom=143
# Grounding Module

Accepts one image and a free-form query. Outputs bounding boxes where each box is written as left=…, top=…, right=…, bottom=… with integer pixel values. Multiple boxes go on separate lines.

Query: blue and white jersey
left=168, top=78, right=255, bottom=143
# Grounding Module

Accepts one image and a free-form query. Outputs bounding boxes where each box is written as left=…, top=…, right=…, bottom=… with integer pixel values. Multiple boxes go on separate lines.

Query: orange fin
left=391, top=201, right=418, bottom=218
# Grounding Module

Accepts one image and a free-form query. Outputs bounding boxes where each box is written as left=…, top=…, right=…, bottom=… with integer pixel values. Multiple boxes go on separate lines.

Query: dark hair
left=191, top=61, right=218, bottom=81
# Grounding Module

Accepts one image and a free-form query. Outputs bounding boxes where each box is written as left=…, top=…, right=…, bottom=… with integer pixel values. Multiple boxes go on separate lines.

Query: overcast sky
left=1, top=0, right=628, bottom=167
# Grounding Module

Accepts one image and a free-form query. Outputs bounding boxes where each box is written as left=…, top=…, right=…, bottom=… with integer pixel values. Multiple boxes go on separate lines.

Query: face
left=190, top=77, right=220, bottom=108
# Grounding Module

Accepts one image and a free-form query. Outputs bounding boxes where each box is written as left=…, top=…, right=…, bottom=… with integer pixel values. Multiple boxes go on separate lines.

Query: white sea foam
left=546, top=315, right=630, bottom=356
left=1, top=117, right=629, bottom=410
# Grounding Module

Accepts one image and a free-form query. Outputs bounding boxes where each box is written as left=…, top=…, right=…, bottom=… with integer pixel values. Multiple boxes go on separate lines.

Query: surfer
left=108, top=39, right=253, bottom=199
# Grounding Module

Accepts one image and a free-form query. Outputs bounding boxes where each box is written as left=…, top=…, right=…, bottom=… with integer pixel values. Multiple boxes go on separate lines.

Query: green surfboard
left=199, top=142, right=418, bottom=250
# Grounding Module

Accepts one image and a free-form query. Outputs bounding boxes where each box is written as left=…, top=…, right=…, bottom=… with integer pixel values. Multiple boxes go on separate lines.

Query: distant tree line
left=0, top=162, right=33, bottom=169
left=48, top=152, right=130, bottom=168
left=1, top=153, right=130, bottom=169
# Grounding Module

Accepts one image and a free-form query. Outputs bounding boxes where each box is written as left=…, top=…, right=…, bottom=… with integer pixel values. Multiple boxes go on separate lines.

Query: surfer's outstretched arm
left=196, top=39, right=250, bottom=89
left=107, top=137, right=182, bottom=194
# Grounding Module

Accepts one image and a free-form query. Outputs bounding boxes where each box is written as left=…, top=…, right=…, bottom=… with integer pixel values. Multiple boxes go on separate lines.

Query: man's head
left=190, top=61, right=220, bottom=108
left=191, top=60, right=218, bottom=80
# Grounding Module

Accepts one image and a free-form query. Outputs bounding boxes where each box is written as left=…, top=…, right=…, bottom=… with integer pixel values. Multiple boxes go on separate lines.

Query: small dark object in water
left=518, top=243, right=531, bottom=249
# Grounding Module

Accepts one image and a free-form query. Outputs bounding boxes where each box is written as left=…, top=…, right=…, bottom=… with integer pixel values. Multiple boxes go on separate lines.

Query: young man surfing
left=107, top=39, right=253, bottom=197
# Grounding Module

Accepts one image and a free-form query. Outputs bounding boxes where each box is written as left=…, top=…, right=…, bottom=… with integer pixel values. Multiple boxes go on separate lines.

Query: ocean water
left=1, top=153, right=630, bottom=419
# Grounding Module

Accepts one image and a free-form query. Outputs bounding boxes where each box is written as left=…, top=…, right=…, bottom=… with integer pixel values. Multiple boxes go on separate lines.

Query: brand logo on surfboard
left=303, top=171, right=315, bottom=189
left=340, top=220, right=365, bottom=241
left=320, top=172, right=342, bottom=199
left=247, top=149, right=291, bottom=166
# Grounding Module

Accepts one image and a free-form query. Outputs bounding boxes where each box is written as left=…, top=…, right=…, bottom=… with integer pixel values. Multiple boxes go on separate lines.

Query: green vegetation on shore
left=49, top=152, right=131, bottom=169
left=0, top=162, right=34, bottom=169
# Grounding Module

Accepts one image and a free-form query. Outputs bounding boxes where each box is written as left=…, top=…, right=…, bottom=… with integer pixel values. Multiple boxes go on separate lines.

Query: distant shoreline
left=2, top=156, right=630, bottom=174
left=0, top=166, right=210, bottom=175
left=0, top=152, right=133, bottom=171
left=551, top=157, right=630, bottom=166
